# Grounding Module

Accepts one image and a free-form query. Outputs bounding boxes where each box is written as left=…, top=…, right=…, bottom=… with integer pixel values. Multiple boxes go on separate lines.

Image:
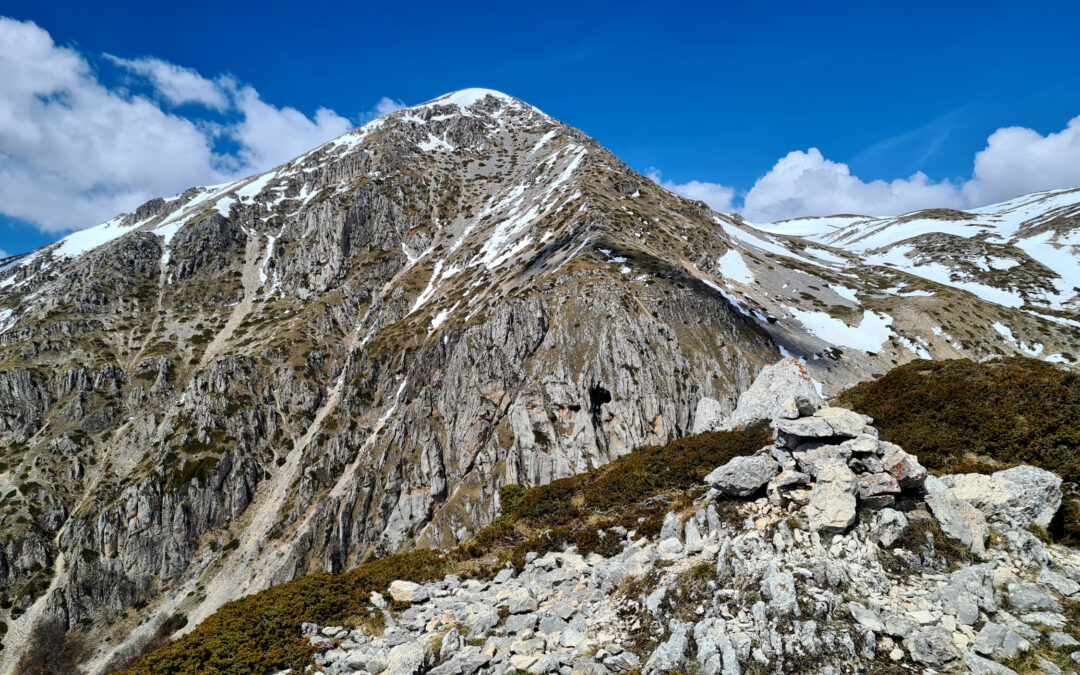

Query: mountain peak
left=404, top=87, right=551, bottom=122
left=422, top=88, right=518, bottom=107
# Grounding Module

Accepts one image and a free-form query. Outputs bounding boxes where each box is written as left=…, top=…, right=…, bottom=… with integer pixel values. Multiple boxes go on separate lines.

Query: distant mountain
left=752, top=188, right=1080, bottom=338
left=0, top=89, right=1076, bottom=672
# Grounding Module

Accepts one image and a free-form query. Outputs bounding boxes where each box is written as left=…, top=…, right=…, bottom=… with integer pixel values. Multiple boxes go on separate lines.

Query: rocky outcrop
left=925, top=476, right=991, bottom=556
left=944, top=466, right=1063, bottom=529
left=307, top=407, right=1079, bottom=675
left=704, top=454, right=779, bottom=498
left=693, top=357, right=824, bottom=433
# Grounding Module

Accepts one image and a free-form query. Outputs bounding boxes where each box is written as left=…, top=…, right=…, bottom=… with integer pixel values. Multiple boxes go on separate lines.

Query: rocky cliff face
left=0, top=89, right=1077, bottom=672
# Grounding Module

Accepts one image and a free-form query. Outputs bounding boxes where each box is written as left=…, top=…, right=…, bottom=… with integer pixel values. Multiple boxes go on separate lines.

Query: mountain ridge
left=0, top=89, right=1077, bottom=672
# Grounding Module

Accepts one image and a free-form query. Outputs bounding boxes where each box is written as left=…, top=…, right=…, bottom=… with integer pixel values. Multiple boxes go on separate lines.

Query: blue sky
left=2, top=0, right=1079, bottom=255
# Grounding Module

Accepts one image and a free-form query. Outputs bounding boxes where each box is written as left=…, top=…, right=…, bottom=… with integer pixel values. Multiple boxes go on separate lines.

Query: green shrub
left=498, top=484, right=528, bottom=517
left=121, top=550, right=447, bottom=674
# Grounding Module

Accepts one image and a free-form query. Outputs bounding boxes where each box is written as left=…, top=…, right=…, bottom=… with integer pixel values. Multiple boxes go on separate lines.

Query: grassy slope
left=835, top=357, right=1080, bottom=543
left=118, top=426, right=771, bottom=674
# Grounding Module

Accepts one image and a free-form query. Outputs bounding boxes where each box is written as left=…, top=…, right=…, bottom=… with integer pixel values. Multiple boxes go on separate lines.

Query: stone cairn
left=704, top=394, right=928, bottom=534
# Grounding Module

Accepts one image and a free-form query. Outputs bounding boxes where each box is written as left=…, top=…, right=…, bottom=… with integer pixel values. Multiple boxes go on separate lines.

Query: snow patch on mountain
left=787, top=307, right=893, bottom=352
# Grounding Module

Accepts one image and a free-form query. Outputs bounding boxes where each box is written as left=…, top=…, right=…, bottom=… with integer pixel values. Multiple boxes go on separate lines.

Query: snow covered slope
left=753, top=188, right=1080, bottom=315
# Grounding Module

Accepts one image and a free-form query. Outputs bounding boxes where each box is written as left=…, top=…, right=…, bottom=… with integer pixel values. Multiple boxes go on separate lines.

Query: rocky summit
left=0, top=88, right=1078, bottom=673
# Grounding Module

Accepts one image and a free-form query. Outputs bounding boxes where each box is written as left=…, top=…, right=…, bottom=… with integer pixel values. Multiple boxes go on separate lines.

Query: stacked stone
left=704, top=396, right=928, bottom=533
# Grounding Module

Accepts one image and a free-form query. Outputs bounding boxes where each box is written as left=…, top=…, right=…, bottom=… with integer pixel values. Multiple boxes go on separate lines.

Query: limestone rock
left=705, top=454, right=780, bottom=498
left=871, top=508, right=908, bottom=547
left=692, top=397, right=728, bottom=434
left=847, top=602, right=884, bottom=632
left=879, top=443, right=927, bottom=489
left=723, top=358, right=824, bottom=429
left=762, top=566, right=800, bottom=616
left=856, top=472, right=900, bottom=508
left=963, top=652, right=1019, bottom=675
left=388, top=580, right=430, bottom=604
left=644, top=621, right=689, bottom=674
left=944, top=465, right=1062, bottom=529
left=804, top=459, right=857, bottom=533
left=766, top=469, right=811, bottom=506
left=1039, top=568, right=1080, bottom=598
left=924, top=476, right=988, bottom=555
left=1007, top=582, right=1063, bottom=613
left=775, top=406, right=866, bottom=440
left=905, top=625, right=959, bottom=667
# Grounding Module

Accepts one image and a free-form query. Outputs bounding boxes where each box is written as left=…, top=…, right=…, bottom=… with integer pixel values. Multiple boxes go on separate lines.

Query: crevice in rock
left=588, top=385, right=611, bottom=428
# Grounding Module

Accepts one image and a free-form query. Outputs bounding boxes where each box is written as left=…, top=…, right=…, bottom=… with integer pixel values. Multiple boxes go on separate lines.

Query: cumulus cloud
left=652, top=114, right=1080, bottom=223
left=645, top=168, right=736, bottom=212
left=366, top=96, right=406, bottom=120
left=0, top=17, right=224, bottom=232
left=231, top=86, right=352, bottom=172
left=106, top=54, right=233, bottom=111
left=741, top=149, right=964, bottom=222
left=962, top=116, right=1080, bottom=206
left=0, top=17, right=402, bottom=235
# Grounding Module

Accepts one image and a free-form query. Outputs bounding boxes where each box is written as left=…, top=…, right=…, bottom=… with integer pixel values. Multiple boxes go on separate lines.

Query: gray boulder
left=906, top=625, right=959, bottom=666
left=963, top=652, right=1019, bottom=675
left=388, top=580, right=430, bottom=604
left=792, top=442, right=850, bottom=476
left=879, top=442, right=928, bottom=488
left=872, top=508, right=909, bottom=547
left=705, top=453, right=780, bottom=498
left=847, top=602, right=884, bottom=632
left=385, top=641, right=427, bottom=674
left=805, top=458, right=857, bottom=533
left=856, top=472, right=900, bottom=508
left=507, top=588, right=539, bottom=614
left=924, top=476, right=988, bottom=555
left=1037, top=656, right=1064, bottom=675
left=762, top=566, right=800, bottom=616
left=1002, top=529, right=1052, bottom=567
left=1007, top=582, right=1063, bottom=613
left=723, top=357, right=825, bottom=429
left=943, top=465, right=1062, bottom=528
left=644, top=621, right=690, bottom=674
left=766, top=469, right=811, bottom=506
left=775, top=407, right=867, bottom=441
left=1039, top=568, right=1080, bottom=597
left=1050, top=632, right=1080, bottom=649
left=941, top=563, right=997, bottom=625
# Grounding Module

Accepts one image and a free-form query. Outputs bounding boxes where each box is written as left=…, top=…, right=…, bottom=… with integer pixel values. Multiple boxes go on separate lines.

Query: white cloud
left=370, top=96, right=406, bottom=119
left=0, top=249, right=8, bottom=258
left=646, top=168, right=736, bottom=212
left=962, top=115, right=1080, bottom=205
left=0, top=17, right=403, bottom=235
left=0, top=17, right=224, bottom=232
left=655, top=114, right=1080, bottom=223
left=106, top=54, right=232, bottom=111
left=741, top=149, right=964, bottom=222
left=232, top=86, right=352, bottom=172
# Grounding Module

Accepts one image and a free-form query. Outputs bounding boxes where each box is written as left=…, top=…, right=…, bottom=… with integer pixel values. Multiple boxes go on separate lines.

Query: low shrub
left=121, top=550, right=447, bottom=674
